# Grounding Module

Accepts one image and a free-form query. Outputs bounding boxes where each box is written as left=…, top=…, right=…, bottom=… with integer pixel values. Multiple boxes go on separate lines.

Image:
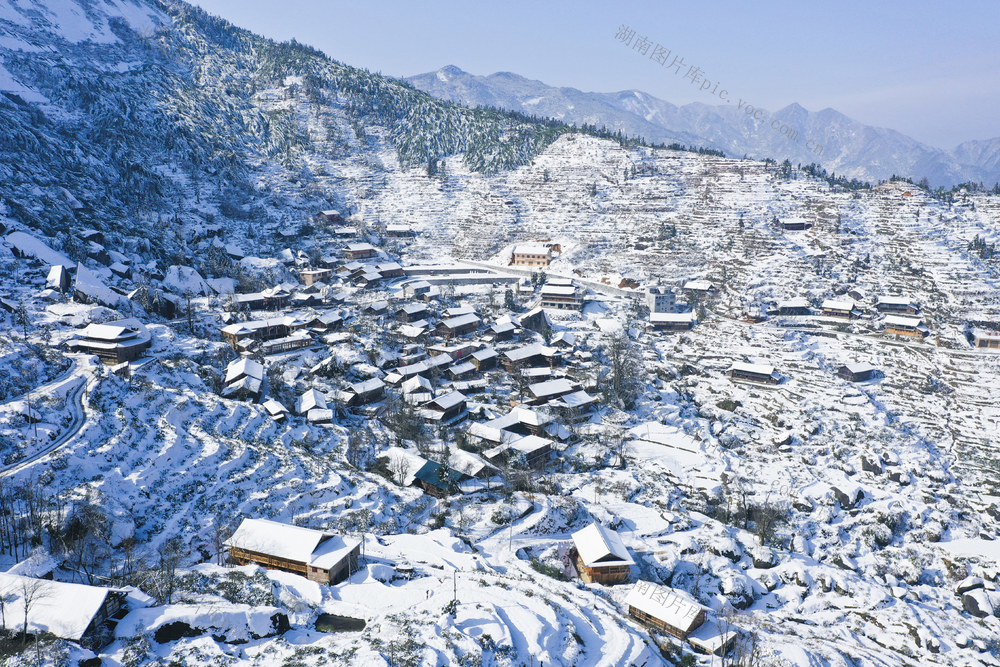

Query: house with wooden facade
left=0, top=573, right=127, bottom=650
left=222, top=357, right=264, bottom=400
left=836, top=363, right=878, bottom=382
left=821, top=299, right=860, bottom=319
left=883, top=315, right=928, bottom=337
left=648, top=312, right=696, bottom=332
left=412, top=460, right=463, bottom=498
left=775, top=297, right=811, bottom=316
left=344, top=378, right=385, bottom=406
left=624, top=580, right=706, bottom=640
left=65, top=319, right=152, bottom=364
left=225, top=518, right=361, bottom=585
left=875, top=295, right=919, bottom=315
left=422, top=391, right=468, bottom=424
left=343, top=243, right=377, bottom=261
left=727, top=362, right=780, bottom=385
left=436, top=313, right=482, bottom=338
left=570, top=522, right=634, bottom=585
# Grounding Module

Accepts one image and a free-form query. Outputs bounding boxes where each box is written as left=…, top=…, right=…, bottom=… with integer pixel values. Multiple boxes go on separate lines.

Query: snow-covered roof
left=429, top=391, right=467, bottom=411
left=884, top=315, right=923, bottom=328
left=553, top=390, right=598, bottom=409
left=444, top=305, right=476, bottom=317
left=440, top=313, right=481, bottom=330
left=529, top=378, right=576, bottom=399
left=683, top=279, right=714, bottom=291
left=841, top=362, right=876, bottom=375
left=876, top=295, right=915, bottom=306
left=821, top=299, right=856, bottom=311
left=540, top=284, right=577, bottom=297
left=506, top=434, right=552, bottom=456
left=471, top=348, right=498, bottom=361
left=623, top=581, right=704, bottom=634
left=727, top=362, right=776, bottom=377
left=349, top=378, right=385, bottom=395
left=225, top=518, right=358, bottom=570
left=297, top=388, right=327, bottom=413
left=777, top=297, right=810, bottom=309
left=649, top=312, right=696, bottom=324
left=402, top=375, right=433, bottom=394
left=262, top=399, right=288, bottom=417
left=571, top=523, right=634, bottom=568
left=512, top=243, right=551, bottom=255
left=345, top=243, right=376, bottom=252
left=225, top=358, right=264, bottom=384
left=0, top=573, right=114, bottom=641
left=5, top=550, right=57, bottom=578
left=504, top=342, right=555, bottom=362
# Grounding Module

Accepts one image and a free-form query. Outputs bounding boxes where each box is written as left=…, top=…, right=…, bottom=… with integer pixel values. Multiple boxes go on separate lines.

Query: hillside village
left=0, top=1, right=1000, bottom=666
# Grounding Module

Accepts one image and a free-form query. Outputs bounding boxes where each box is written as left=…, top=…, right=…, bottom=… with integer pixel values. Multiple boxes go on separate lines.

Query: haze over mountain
left=408, top=65, right=1000, bottom=188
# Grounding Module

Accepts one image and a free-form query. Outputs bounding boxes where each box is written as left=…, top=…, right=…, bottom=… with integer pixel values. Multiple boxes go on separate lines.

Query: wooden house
left=727, top=362, right=780, bottom=385
left=225, top=518, right=360, bottom=585
left=527, top=378, right=579, bottom=405
left=483, top=434, right=552, bottom=470
left=385, top=224, right=415, bottom=238
left=436, top=313, right=481, bottom=338
left=375, top=262, right=404, bottom=279
left=775, top=297, right=811, bottom=316
left=624, top=580, right=706, bottom=640
left=296, top=388, right=327, bottom=415
left=648, top=312, right=696, bottom=332
left=781, top=219, right=812, bottom=231
left=344, top=378, right=385, bottom=406
left=397, top=303, right=430, bottom=323
left=315, top=209, right=344, bottom=224
left=343, top=243, right=376, bottom=261
left=64, top=319, right=151, bottom=364
left=836, top=363, right=877, bottom=382
left=511, top=243, right=553, bottom=267
left=470, top=348, right=499, bottom=371
left=221, top=317, right=294, bottom=349
left=683, top=279, right=716, bottom=294
left=570, top=522, right=634, bottom=585
left=411, top=460, right=463, bottom=498
left=503, top=343, right=557, bottom=371
left=0, top=574, right=126, bottom=650
left=403, top=281, right=432, bottom=298
left=261, top=330, right=313, bottom=355
left=875, top=295, right=919, bottom=315
left=422, top=391, right=468, bottom=423
left=883, top=315, right=927, bottom=337
left=222, top=357, right=264, bottom=400
left=468, top=406, right=555, bottom=445
left=821, top=299, right=859, bottom=319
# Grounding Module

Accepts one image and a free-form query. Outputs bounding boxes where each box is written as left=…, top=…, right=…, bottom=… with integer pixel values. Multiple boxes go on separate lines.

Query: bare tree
left=389, top=455, right=412, bottom=487
left=0, top=586, right=14, bottom=634
left=20, top=578, right=51, bottom=642
left=154, top=537, right=186, bottom=604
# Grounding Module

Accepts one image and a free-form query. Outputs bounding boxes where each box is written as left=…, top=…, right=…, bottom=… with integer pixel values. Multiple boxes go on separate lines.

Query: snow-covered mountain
left=408, top=65, right=1000, bottom=188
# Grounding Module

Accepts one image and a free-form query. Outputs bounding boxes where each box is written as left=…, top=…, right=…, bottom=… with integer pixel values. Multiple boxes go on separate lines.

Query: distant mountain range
left=407, top=65, right=1000, bottom=188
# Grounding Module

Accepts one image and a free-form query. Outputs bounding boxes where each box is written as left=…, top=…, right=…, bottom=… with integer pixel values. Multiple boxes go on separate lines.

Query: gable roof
left=224, top=518, right=358, bottom=570
left=571, top=522, right=634, bottom=567
left=0, top=573, right=112, bottom=641
left=624, top=580, right=705, bottom=634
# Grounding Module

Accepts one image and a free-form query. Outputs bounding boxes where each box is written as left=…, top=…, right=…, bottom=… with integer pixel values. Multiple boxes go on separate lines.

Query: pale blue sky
left=187, top=0, right=1000, bottom=148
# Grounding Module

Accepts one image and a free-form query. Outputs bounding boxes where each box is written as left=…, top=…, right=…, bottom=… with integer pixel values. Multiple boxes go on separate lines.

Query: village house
left=470, top=347, right=499, bottom=371
left=375, top=262, right=404, bottom=279
left=483, top=434, right=552, bottom=470
left=402, top=280, right=432, bottom=298
left=65, top=319, right=152, bottom=364
left=875, top=295, right=920, bottom=315
left=775, top=297, right=811, bottom=316
left=296, top=388, right=327, bottom=415
left=971, top=328, right=1000, bottom=349
left=883, top=315, right=928, bottom=337
left=299, top=268, right=332, bottom=286
left=511, top=243, right=554, bottom=267
left=225, top=518, right=360, bottom=585
left=570, top=522, right=634, bottom=585
left=550, top=389, right=599, bottom=422
left=422, top=391, right=468, bottom=424
left=233, top=287, right=291, bottom=311
left=648, top=312, right=696, bottom=332
left=221, top=316, right=299, bottom=349
left=645, top=286, right=675, bottom=314
left=527, top=378, right=579, bottom=405
left=727, top=362, right=780, bottom=385
left=397, top=303, right=430, bottom=323
left=411, top=460, right=463, bottom=498
left=385, top=224, right=415, bottom=238
left=343, top=378, right=385, bottom=406
left=262, top=399, right=289, bottom=422
left=683, top=279, right=716, bottom=294
left=222, top=357, right=264, bottom=400
left=539, top=281, right=585, bottom=311
left=0, top=573, right=127, bottom=650
left=836, top=362, right=878, bottom=382
left=624, top=580, right=706, bottom=640
left=436, top=313, right=481, bottom=338
left=821, top=298, right=860, bottom=319
left=260, top=330, right=313, bottom=355
left=503, top=342, right=558, bottom=371
left=315, top=209, right=343, bottom=224
left=489, top=320, right=518, bottom=341
left=781, top=218, right=812, bottom=231
left=343, top=243, right=377, bottom=261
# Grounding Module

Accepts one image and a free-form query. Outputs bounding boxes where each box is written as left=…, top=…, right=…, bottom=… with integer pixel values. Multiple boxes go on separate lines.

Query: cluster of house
left=774, top=291, right=931, bottom=337
left=218, top=516, right=728, bottom=655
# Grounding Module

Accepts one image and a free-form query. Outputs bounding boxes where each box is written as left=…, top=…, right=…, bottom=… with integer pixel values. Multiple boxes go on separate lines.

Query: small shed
left=570, top=523, right=634, bottom=585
